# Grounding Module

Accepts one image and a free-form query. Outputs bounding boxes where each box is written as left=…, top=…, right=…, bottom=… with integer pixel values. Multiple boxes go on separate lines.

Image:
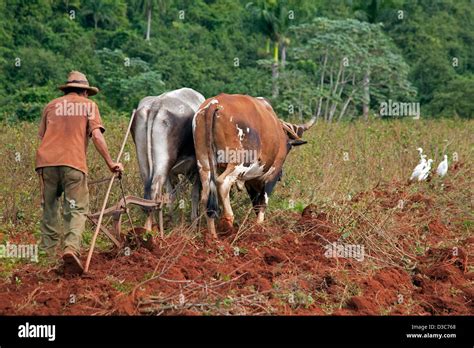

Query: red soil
left=0, top=179, right=472, bottom=316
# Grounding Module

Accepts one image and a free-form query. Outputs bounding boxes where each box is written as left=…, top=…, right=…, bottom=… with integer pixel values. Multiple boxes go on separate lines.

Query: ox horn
left=279, top=119, right=309, bottom=147
left=300, top=116, right=317, bottom=131
left=280, top=120, right=301, bottom=140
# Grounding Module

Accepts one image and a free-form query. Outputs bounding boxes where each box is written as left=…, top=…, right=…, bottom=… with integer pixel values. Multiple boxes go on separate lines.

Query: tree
left=0, top=0, right=472, bottom=121
left=82, top=0, right=126, bottom=30
left=55, top=0, right=81, bottom=12
left=382, top=0, right=474, bottom=110
left=290, top=18, right=416, bottom=121
left=429, top=74, right=474, bottom=118
left=247, top=0, right=314, bottom=98
left=90, top=48, right=166, bottom=111
left=247, top=0, right=280, bottom=98
left=352, top=0, right=406, bottom=23
left=132, top=0, right=168, bottom=41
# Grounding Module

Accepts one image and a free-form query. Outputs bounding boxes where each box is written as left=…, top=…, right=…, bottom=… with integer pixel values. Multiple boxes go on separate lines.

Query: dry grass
left=0, top=117, right=472, bottom=264
left=0, top=117, right=472, bottom=316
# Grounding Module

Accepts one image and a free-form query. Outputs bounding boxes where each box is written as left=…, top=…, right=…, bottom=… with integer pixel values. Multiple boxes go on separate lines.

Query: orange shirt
left=35, top=93, right=105, bottom=174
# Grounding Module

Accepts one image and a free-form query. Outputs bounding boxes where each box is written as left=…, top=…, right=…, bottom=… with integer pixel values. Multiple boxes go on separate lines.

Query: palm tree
left=352, top=0, right=405, bottom=23
left=58, top=0, right=80, bottom=11
left=82, top=0, right=111, bottom=29
left=133, top=0, right=168, bottom=41
left=247, top=0, right=280, bottom=97
left=247, top=0, right=298, bottom=98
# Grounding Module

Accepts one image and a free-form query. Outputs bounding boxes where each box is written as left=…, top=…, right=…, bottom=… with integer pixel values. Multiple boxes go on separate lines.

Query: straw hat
left=58, top=71, right=99, bottom=96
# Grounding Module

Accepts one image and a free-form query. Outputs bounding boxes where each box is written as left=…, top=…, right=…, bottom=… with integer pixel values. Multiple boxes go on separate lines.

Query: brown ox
left=193, top=94, right=315, bottom=240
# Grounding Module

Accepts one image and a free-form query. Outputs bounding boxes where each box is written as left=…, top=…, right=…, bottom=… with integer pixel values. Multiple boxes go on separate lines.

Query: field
left=0, top=118, right=472, bottom=315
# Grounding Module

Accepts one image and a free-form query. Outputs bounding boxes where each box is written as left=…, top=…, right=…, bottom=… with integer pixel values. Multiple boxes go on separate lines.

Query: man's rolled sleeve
left=87, top=102, right=105, bottom=137
left=38, top=106, right=48, bottom=138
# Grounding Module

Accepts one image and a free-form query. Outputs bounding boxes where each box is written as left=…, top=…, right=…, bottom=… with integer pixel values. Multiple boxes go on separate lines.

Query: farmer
left=35, top=71, right=123, bottom=274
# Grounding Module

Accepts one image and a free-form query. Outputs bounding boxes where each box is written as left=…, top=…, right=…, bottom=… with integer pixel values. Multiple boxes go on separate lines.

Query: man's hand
left=108, top=162, right=124, bottom=174
left=91, top=129, right=125, bottom=176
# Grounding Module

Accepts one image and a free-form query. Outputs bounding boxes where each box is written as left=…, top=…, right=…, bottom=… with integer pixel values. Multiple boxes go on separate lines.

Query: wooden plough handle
left=84, top=109, right=137, bottom=273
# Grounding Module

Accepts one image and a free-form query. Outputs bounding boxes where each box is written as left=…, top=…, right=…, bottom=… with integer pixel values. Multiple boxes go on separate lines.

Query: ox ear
left=289, top=139, right=307, bottom=147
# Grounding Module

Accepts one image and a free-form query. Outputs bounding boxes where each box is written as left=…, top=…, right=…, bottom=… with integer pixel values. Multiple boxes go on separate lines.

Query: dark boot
left=62, top=249, right=84, bottom=275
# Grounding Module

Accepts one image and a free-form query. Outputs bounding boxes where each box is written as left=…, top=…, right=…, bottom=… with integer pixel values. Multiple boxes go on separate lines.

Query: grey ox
left=131, top=88, right=205, bottom=232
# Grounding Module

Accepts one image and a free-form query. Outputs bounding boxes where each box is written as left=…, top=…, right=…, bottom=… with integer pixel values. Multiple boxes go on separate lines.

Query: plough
left=83, top=109, right=170, bottom=273
left=86, top=195, right=170, bottom=249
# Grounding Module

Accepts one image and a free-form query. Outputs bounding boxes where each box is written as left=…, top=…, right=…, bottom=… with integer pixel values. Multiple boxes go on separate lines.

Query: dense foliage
left=0, top=0, right=472, bottom=121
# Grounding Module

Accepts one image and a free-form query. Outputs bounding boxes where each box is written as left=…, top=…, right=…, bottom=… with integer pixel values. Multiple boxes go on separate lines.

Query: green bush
left=1, top=85, right=58, bottom=122
left=428, top=75, right=474, bottom=118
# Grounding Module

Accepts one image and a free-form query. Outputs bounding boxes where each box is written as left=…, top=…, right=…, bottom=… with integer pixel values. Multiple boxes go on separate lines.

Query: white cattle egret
left=436, top=155, right=448, bottom=177
left=417, top=147, right=423, bottom=160
left=410, top=156, right=427, bottom=181
left=418, top=159, right=433, bottom=181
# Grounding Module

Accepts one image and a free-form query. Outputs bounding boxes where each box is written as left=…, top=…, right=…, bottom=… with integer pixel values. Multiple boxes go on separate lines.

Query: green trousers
left=38, top=166, right=89, bottom=255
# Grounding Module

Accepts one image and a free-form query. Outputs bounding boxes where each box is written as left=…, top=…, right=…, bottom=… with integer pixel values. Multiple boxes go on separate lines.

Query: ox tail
left=204, top=102, right=220, bottom=219
left=144, top=108, right=154, bottom=200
